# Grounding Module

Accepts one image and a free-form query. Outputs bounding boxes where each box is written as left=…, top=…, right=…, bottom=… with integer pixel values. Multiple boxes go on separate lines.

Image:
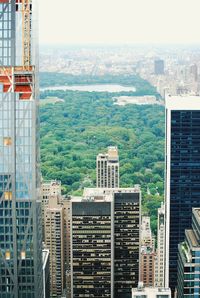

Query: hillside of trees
left=40, top=74, right=164, bottom=232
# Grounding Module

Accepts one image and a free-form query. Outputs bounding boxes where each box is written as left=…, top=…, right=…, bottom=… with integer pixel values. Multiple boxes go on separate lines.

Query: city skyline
left=39, top=0, right=200, bottom=45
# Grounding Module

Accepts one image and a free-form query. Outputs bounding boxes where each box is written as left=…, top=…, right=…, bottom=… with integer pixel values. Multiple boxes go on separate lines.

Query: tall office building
left=71, top=187, right=141, bottom=298
left=114, top=189, right=140, bottom=297
left=44, top=195, right=65, bottom=297
left=62, top=197, right=71, bottom=298
left=155, top=203, right=165, bottom=287
left=165, top=95, right=200, bottom=293
left=154, top=59, right=165, bottom=75
left=177, top=208, right=200, bottom=298
left=0, top=1, right=43, bottom=297
left=96, top=146, right=119, bottom=188
left=71, top=193, right=113, bottom=298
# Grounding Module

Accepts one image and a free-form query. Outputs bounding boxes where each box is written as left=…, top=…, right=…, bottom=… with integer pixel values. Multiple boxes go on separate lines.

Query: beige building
left=44, top=195, right=65, bottom=297
left=141, top=216, right=154, bottom=248
left=96, top=146, right=119, bottom=188
left=41, top=180, right=61, bottom=240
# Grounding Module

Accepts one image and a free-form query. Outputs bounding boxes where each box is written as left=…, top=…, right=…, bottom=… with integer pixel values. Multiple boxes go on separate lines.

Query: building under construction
left=0, top=1, right=43, bottom=297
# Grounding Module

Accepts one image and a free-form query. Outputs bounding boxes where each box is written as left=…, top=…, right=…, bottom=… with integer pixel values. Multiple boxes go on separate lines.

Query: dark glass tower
left=165, top=95, right=200, bottom=294
left=0, top=0, right=43, bottom=297
left=71, top=187, right=141, bottom=298
left=114, top=192, right=140, bottom=298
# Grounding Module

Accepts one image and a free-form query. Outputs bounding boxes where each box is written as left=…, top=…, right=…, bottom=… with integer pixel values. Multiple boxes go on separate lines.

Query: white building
left=96, top=146, right=119, bottom=188
left=132, top=283, right=171, bottom=298
left=155, top=203, right=165, bottom=287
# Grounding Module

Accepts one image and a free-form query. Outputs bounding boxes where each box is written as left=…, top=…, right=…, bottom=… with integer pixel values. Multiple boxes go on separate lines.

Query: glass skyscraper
left=165, top=95, right=200, bottom=294
left=0, top=0, right=43, bottom=297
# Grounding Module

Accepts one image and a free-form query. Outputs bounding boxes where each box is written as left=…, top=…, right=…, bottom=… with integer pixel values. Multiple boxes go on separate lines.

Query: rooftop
left=71, top=187, right=141, bottom=203
left=165, top=94, right=200, bottom=110
left=132, top=285, right=171, bottom=297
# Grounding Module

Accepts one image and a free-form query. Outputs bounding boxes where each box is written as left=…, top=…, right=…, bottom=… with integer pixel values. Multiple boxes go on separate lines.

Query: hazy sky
left=39, top=0, right=200, bottom=45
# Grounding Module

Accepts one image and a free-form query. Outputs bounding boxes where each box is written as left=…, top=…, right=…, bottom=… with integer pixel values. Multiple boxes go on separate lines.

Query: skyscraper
left=0, top=0, right=43, bottom=297
left=177, top=208, right=200, bottom=298
left=44, top=195, right=65, bottom=297
left=71, top=193, right=113, bottom=298
left=71, top=187, right=141, bottom=298
left=41, top=180, right=61, bottom=240
left=140, top=216, right=156, bottom=287
left=155, top=202, right=165, bottom=287
left=96, top=146, right=119, bottom=188
left=165, top=95, right=200, bottom=293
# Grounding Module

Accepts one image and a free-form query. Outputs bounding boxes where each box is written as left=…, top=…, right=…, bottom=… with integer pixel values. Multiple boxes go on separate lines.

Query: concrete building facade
left=96, top=146, right=119, bottom=188
left=44, top=196, right=65, bottom=297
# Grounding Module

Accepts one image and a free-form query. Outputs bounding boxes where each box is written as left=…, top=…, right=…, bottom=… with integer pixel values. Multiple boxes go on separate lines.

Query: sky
left=39, top=0, right=200, bottom=45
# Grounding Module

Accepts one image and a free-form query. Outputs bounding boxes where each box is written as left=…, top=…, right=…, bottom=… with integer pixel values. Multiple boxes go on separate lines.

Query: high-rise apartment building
left=177, top=208, right=200, bottom=298
left=71, top=187, right=141, bottom=298
left=41, top=180, right=61, bottom=240
left=165, top=95, right=200, bottom=293
left=96, top=146, right=119, bottom=188
left=140, top=216, right=156, bottom=287
left=44, top=196, right=65, bottom=297
left=155, top=203, right=165, bottom=287
left=140, top=247, right=156, bottom=287
left=0, top=1, right=43, bottom=297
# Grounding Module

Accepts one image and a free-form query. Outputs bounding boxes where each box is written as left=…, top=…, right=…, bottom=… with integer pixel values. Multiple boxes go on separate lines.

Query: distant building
left=177, top=208, right=200, bottom=297
left=132, top=283, right=171, bottom=298
left=165, top=95, right=200, bottom=293
left=44, top=196, right=65, bottom=297
left=96, top=146, right=119, bottom=188
left=71, top=187, right=141, bottom=298
left=190, top=64, right=198, bottom=82
left=154, top=59, right=165, bottom=75
left=42, top=249, right=50, bottom=298
left=155, top=203, right=165, bottom=287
